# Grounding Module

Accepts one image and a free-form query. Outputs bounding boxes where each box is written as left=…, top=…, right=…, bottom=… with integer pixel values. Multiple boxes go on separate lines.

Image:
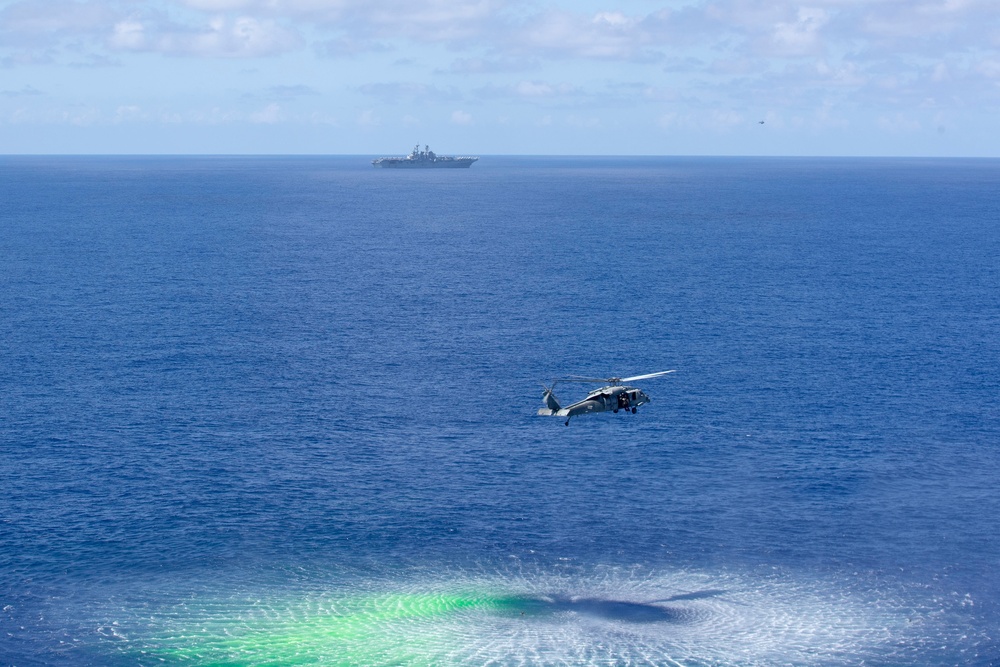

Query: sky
left=1, top=0, right=998, bottom=155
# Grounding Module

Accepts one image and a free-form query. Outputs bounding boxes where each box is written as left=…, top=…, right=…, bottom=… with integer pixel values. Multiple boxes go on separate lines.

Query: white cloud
left=513, top=81, right=577, bottom=97
left=249, top=102, right=280, bottom=123
left=0, top=0, right=117, bottom=42
left=357, top=109, right=380, bottom=127
left=62, top=106, right=101, bottom=126
left=3, top=0, right=1000, bottom=155
left=188, top=106, right=241, bottom=124
left=3, top=0, right=997, bottom=72
left=108, top=15, right=302, bottom=57
left=815, top=60, right=867, bottom=87
left=180, top=0, right=251, bottom=10
left=509, top=9, right=664, bottom=61
left=473, top=80, right=594, bottom=106
left=178, top=0, right=505, bottom=43
left=356, top=0, right=502, bottom=41
left=307, top=111, right=338, bottom=125
left=114, top=104, right=143, bottom=122
left=450, top=109, right=473, bottom=125
left=768, top=7, right=829, bottom=56
left=593, top=11, right=629, bottom=27
left=978, top=59, right=1000, bottom=78
left=110, top=19, right=145, bottom=50
left=515, top=81, right=552, bottom=97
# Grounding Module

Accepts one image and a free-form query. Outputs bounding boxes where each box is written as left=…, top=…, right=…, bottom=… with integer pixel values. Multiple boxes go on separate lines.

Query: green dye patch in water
left=125, top=591, right=528, bottom=666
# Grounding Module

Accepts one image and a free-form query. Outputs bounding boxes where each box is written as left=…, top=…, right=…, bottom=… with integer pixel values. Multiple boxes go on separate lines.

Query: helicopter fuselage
left=538, top=370, right=673, bottom=425
left=538, top=385, right=650, bottom=424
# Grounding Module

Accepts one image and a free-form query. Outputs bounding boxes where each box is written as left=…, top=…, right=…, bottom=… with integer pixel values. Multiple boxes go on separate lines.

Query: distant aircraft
left=758, top=120, right=765, bottom=124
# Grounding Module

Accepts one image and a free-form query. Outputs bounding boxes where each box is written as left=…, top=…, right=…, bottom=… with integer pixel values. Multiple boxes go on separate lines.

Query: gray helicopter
left=538, top=371, right=676, bottom=426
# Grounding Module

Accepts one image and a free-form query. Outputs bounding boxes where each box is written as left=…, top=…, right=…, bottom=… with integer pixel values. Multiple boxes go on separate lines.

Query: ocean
left=1, top=155, right=998, bottom=666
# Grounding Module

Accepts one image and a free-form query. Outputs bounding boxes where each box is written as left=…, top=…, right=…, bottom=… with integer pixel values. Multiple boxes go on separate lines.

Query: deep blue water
left=1, top=156, right=998, bottom=666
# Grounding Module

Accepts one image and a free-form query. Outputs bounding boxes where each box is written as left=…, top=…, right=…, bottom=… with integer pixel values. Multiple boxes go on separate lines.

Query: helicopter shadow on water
left=502, top=589, right=729, bottom=624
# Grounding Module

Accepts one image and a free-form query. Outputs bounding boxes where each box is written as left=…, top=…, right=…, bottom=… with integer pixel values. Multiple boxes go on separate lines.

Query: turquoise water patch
left=119, top=591, right=521, bottom=666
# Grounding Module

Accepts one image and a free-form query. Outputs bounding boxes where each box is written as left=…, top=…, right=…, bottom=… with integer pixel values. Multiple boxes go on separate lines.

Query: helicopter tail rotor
left=539, top=383, right=562, bottom=414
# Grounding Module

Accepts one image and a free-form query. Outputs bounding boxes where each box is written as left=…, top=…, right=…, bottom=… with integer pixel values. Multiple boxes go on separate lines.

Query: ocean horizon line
left=3, top=152, right=999, bottom=160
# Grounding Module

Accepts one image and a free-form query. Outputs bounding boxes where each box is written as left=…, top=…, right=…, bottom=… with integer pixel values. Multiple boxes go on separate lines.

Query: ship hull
left=373, top=159, right=477, bottom=168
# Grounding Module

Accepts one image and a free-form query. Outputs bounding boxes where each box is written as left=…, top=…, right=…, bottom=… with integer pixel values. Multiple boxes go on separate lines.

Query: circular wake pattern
left=92, top=566, right=935, bottom=666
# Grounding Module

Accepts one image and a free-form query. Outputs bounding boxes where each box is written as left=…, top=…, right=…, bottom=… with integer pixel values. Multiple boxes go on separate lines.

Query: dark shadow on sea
left=499, top=589, right=727, bottom=623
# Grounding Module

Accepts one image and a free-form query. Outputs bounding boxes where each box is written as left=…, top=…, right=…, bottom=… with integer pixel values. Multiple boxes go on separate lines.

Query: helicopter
left=537, top=370, right=675, bottom=426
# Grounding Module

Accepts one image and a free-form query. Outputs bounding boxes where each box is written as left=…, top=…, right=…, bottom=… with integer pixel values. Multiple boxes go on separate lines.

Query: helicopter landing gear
left=613, top=409, right=618, bottom=414
left=632, top=407, right=637, bottom=414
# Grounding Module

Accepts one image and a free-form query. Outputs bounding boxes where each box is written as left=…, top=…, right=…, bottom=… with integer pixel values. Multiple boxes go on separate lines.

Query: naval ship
left=372, top=145, right=478, bottom=168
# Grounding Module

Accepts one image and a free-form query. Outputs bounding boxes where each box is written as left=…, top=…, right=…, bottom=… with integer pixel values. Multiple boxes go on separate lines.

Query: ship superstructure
left=372, top=145, right=478, bottom=168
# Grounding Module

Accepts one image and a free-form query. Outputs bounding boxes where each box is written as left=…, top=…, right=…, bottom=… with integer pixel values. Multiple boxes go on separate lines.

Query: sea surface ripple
left=1, top=156, right=998, bottom=665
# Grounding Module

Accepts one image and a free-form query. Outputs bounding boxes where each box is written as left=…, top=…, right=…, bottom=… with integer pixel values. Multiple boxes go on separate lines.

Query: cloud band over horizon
left=1, top=0, right=998, bottom=154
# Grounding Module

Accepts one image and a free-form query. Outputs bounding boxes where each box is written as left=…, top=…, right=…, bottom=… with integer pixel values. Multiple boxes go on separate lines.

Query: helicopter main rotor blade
left=619, top=370, right=676, bottom=383
left=556, top=371, right=677, bottom=384
left=551, top=371, right=676, bottom=385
